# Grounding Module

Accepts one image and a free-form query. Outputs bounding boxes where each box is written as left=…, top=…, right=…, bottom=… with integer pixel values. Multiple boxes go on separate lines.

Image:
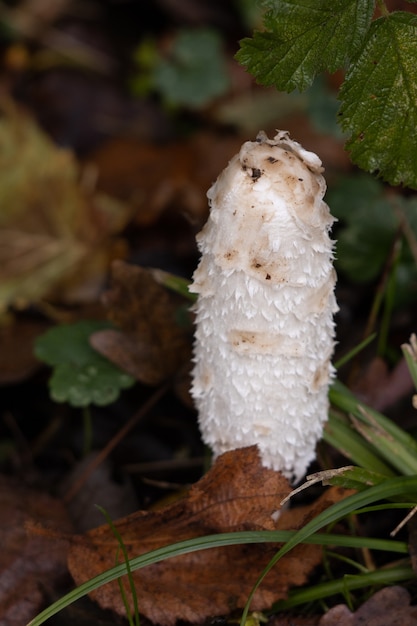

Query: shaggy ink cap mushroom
left=190, top=131, right=337, bottom=483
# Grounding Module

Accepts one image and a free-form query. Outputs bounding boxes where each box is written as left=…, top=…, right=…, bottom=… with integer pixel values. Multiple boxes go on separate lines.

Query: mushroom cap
left=190, top=131, right=337, bottom=482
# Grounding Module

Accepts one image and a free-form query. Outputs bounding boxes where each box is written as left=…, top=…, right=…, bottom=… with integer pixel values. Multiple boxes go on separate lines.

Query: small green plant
left=34, top=320, right=135, bottom=453
left=236, top=0, right=417, bottom=188
left=35, top=320, right=135, bottom=408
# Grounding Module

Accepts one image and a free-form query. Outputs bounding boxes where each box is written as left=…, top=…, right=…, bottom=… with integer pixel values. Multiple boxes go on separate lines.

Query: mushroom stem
left=190, top=131, right=337, bottom=483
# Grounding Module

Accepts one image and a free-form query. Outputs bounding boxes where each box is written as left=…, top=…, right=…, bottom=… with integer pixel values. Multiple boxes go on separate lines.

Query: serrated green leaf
left=339, top=12, right=417, bottom=188
left=236, top=0, right=374, bottom=92
left=35, top=320, right=135, bottom=408
left=153, top=28, right=229, bottom=108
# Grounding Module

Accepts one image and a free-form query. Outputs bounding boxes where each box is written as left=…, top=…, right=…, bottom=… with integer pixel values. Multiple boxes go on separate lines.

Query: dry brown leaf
left=90, top=132, right=243, bottom=229
left=270, top=616, right=320, bottom=626
left=90, top=260, right=192, bottom=385
left=0, top=102, right=132, bottom=311
left=0, top=476, right=72, bottom=626
left=318, top=586, right=417, bottom=626
left=62, top=452, right=138, bottom=532
left=352, top=356, right=413, bottom=412
left=68, top=446, right=349, bottom=625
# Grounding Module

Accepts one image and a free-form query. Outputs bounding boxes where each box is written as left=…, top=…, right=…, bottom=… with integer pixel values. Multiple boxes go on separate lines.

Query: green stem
left=82, top=405, right=93, bottom=456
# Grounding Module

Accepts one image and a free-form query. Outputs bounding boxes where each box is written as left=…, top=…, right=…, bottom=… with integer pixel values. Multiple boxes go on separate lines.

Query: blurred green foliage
left=132, top=28, right=230, bottom=109
left=328, top=174, right=417, bottom=306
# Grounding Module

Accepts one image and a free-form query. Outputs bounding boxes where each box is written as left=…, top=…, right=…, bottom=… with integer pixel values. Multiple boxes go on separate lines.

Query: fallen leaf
left=68, top=446, right=348, bottom=625
left=318, top=586, right=417, bottom=626
left=352, top=356, right=413, bottom=412
left=0, top=102, right=132, bottom=311
left=90, top=260, right=192, bottom=385
left=270, top=616, right=320, bottom=626
left=62, top=452, right=138, bottom=532
left=90, top=132, right=242, bottom=228
left=0, top=476, right=72, bottom=626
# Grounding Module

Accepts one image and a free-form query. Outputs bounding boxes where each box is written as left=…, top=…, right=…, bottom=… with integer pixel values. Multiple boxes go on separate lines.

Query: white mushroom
left=190, top=131, right=337, bottom=483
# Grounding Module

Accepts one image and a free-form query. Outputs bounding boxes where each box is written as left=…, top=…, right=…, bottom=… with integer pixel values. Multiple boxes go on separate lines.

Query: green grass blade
left=28, top=524, right=409, bottom=626
left=325, top=411, right=395, bottom=476
left=96, top=506, right=140, bottom=626
left=322, top=465, right=391, bottom=491
left=239, top=475, right=417, bottom=626
left=350, top=414, right=417, bottom=475
left=273, top=563, right=414, bottom=610
left=334, top=333, right=376, bottom=370
left=149, top=268, right=195, bottom=301
left=402, top=335, right=417, bottom=391
left=330, top=380, right=417, bottom=460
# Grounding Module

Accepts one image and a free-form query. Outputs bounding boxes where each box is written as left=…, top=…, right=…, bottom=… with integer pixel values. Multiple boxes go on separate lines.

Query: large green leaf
left=236, top=0, right=374, bottom=91
left=339, top=12, right=417, bottom=188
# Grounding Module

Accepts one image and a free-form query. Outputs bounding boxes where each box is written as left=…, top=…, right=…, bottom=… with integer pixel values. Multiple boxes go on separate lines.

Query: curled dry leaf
left=68, top=446, right=348, bottom=625
left=0, top=102, right=132, bottom=311
left=90, top=260, right=192, bottom=385
left=0, top=476, right=72, bottom=626
left=318, top=586, right=417, bottom=626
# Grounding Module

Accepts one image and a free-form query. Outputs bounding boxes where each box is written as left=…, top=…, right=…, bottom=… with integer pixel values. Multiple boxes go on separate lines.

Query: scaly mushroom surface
left=190, top=131, right=337, bottom=482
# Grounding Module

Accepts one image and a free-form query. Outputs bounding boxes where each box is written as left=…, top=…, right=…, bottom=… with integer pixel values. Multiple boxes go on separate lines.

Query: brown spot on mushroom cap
left=250, top=168, right=262, bottom=181
left=311, top=360, right=331, bottom=392
left=227, top=329, right=305, bottom=357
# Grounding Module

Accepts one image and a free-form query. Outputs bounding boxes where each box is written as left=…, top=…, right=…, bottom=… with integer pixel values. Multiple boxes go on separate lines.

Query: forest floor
left=1, top=2, right=417, bottom=625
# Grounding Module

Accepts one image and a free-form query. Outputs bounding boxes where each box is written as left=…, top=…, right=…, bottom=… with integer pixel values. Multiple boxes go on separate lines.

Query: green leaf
left=339, top=12, right=417, bottom=188
left=153, top=28, right=229, bottom=108
left=236, top=0, right=374, bottom=92
left=34, top=320, right=135, bottom=408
